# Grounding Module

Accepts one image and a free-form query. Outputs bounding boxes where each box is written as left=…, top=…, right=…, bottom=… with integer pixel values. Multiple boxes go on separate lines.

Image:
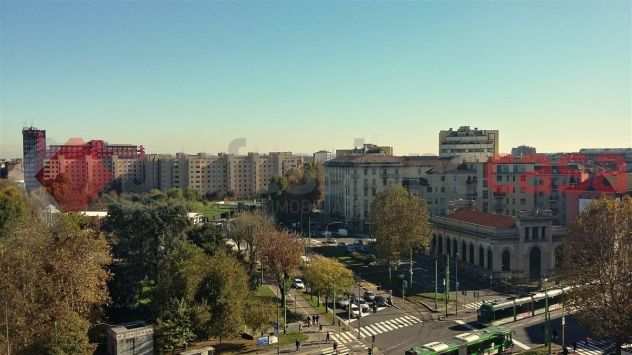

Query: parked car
left=337, top=228, right=349, bottom=236
left=375, top=295, right=388, bottom=307
left=350, top=303, right=362, bottom=318
left=352, top=296, right=369, bottom=311
left=363, top=291, right=376, bottom=302
left=337, top=297, right=351, bottom=308
left=292, top=278, right=305, bottom=289
left=321, top=230, right=332, bottom=238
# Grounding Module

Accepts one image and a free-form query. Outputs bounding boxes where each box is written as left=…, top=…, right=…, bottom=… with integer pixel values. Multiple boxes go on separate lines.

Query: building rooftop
left=447, top=208, right=515, bottom=228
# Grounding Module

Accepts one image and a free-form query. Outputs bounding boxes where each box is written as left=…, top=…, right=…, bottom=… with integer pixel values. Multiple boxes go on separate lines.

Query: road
left=322, top=296, right=610, bottom=355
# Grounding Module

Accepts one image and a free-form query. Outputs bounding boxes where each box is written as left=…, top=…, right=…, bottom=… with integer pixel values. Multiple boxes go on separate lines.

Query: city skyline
left=1, top=0, right=631, bottom=157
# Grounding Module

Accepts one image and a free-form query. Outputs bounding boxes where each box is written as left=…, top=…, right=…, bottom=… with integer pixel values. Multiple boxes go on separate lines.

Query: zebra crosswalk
left=462, top=298, right=503, bottom=311
left=321, top=343, right=351, bottom=355
left=356, top=315, right=422, bottom=339
left=575, top=339, right=615, bottom=355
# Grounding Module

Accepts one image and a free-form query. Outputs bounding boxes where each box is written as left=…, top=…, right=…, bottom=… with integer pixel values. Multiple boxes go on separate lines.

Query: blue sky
left=1, top=0, right=630, bottom=157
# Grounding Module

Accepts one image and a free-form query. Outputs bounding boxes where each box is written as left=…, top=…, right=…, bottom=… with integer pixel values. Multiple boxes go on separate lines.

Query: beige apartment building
left=143, top=152, right=304, bottom=198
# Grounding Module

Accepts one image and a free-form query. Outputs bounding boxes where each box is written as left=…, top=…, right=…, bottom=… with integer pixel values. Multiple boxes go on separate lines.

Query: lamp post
left=434, top=256, right=438, bottom=310
left=445, top=255, right=450, bottom=318
left=455, top=253, right=459, bottom=316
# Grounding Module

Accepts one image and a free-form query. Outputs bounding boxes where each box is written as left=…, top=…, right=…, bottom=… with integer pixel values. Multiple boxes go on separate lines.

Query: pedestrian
left=333, top=341, right=338, bottom=353
left=307, top=317, right=311, bottom=327
left=319, top=324, right=323, bottom=332
left=573, top=341, right=577, bottom=352
left=296, top=339, right=300, bottom=352
left=326, top=331, right=330, bottom=343
left=299, top=322, right=302, bottom=333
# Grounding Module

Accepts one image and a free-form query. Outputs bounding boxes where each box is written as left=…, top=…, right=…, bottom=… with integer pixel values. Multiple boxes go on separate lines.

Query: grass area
left=255, top=285, right=277, bottom=301
left=189, top=201, right=234, bottom=220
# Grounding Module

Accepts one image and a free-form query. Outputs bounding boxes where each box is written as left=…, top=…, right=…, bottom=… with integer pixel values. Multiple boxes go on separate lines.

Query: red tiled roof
left=448, top=208, right=515, bottom=228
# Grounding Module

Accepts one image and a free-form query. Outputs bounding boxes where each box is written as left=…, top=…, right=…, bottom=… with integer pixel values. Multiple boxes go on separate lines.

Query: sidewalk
left=260, top=284, right=382, bottom=355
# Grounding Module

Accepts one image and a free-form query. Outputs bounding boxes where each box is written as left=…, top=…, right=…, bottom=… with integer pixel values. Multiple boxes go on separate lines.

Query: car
left=374, top=295, right=388, bottom=307
left=292, top=278, right=305, bottom=289
left=349, top=303, right=362, bottom=318
left=324, top=238, right=337, bottom=245
left=363, top=291, right=376, bottom=302
left=321, top=230, right=332, bottom=238
left=337, top=297, right=351, bottom=308
left=337, top=228, right=348, bottom=236
left=352, top=296, right=369, bottom=311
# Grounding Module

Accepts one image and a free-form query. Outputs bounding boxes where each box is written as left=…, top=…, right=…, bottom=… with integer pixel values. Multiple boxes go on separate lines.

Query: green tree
left=244, top=297, right=275, bottom=336
left=104, top=200, right=190, bottom=313
left=45, top=311, right=94, bottom=355
left=186, top=223, right=227, bottom=256
left=0, top=181, right=28, bottom=238
left=155, top=298, right=196, bottom=354
left=195, top=252, right=249, bottom=341
left=0, top=213, right=111, bottom=354
left=303, top=256, right=354, bottom=307
left=561, top=197, right=632, bottom=355
left=370, top=186, right=431, bottom=282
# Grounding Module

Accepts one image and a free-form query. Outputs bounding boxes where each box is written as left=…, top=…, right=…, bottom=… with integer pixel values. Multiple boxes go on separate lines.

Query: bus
left=478, top=286, right=571, bottom=325
left=405, top=327, right=513, bottom=355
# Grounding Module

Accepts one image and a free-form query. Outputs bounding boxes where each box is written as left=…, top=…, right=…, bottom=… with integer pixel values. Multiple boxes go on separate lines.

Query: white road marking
left=454, top=319, right=476, bottom=330
left=512, top=338, right=531, bottom=350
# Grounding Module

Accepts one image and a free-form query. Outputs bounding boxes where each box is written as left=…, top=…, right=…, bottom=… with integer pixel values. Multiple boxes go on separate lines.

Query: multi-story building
left=313, top=150, right=333, bottom=164
left=404, top=161, right=479, bottom=216
left=431, top=206, right=564, bottom=282
left=336, top=144, right=393, bottom=158
left=511, top=145, right=537, bottom=158
left=22, top=127, right=47, bottom=192
left=143, top=152, right=304, bottom=198
left=324, top=148, right=443, bottom=232
left=439, top=126, right=499, bottom=162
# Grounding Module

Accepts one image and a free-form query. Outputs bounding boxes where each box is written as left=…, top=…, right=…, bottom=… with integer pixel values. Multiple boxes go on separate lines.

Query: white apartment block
left=439, top=126, right=499, bottom=162
left=324, top=154, right=442, bottom=232
left=143, top=152, right=304, bottom=198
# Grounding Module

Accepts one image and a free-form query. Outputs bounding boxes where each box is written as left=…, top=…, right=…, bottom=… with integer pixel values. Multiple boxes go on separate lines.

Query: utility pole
left=445, top=255, right=450, bottom=318
left=357, top=283, right=361, bottom=339
left=409, top=248, right=413, bottom=289
left=307, top=213, right=311, bottom=257
left=561, top=289, right=566, bottom=350
left=455, top=254, right=459, bottom=316
left=434, top=256, right=438, bottom=310
left=5, top=301, right=9, bottom=355
left=545, top=289, right=551, bottom=355
left=276, top=301, right=280, bottom=355
left=283, top=284, right=288, bottom=334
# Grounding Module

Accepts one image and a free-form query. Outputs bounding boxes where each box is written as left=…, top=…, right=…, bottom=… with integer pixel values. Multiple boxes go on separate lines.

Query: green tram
left=478, top=286, right=571, bottom=325
left=405, top=327, right=513, bottom=355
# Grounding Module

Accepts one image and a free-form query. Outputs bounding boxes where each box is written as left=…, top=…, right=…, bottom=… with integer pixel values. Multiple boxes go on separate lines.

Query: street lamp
left=455, top=253, right=459, bottom=316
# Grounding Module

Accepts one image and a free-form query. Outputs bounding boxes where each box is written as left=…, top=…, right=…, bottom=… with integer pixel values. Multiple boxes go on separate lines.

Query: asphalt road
left=322, top=288, right=601, bottom=355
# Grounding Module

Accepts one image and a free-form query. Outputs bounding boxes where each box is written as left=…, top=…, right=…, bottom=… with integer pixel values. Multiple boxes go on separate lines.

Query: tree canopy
left=370, top=186, right=431, bottom=280
left=561, top=197, right=632, bottom=354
